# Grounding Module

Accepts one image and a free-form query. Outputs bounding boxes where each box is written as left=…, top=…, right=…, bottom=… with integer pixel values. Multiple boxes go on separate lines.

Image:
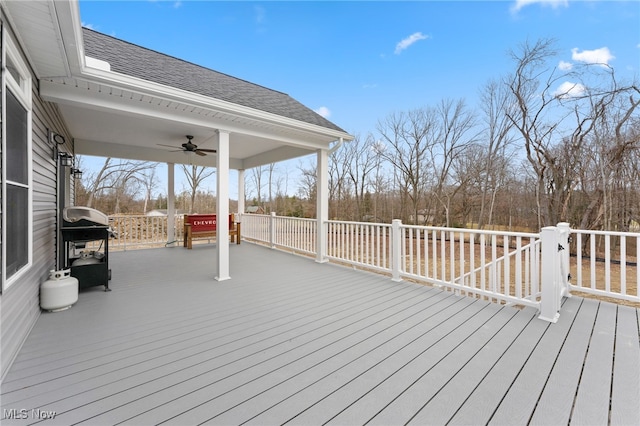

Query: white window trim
left=2, top=28, right=33, bottom=292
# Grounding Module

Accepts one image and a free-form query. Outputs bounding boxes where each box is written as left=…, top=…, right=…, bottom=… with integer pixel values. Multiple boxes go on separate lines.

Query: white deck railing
left=570, top=228, right=640, bottom=304
left=398, top=224, right=542, bottom=309
left=96, top=213, right=639, bottom=320
left=327, top=220, right=393, bottom=273
left=104, top=215, right=185, bottom=250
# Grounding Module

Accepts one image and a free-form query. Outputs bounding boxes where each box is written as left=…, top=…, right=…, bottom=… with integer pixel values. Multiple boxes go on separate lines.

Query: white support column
left=167, top=163, right=176, bottom=247
left=215, top=130, right=231, bottom=281
left=316, top=148, right=329, bottom=263
left=237, top=169, right=245, bottom=216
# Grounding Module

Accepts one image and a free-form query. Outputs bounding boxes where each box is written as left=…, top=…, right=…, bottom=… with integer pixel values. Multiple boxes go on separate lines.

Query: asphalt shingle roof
left=82, top=28, right=346, bottom=133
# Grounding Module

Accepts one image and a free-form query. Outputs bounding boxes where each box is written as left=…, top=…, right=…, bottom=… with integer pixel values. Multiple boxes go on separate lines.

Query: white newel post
left=215, top=130, right=231, bottom=281
left=167, top=162, right=175, bottom=246
left=539, top=226, right=561, bottom=322
left=269, top=212, right=276, bottom=249
left=316, top=148, right=329, bottom=263
left=391, top=219, right=402, bottom=282
left=557, top=222, right=572, bottom=298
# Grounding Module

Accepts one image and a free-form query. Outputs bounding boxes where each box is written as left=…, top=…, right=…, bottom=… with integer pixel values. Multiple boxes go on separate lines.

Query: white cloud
left=82, top=22, right=94, bottom=30
left=315, top=106, right=331, bottom=118
left=254, top=5, right=266, bottom=24
left=394, top=32, right=429, bottom=55
left=553, top=81, right=586, bottom=99
left=558, top=60, right=573, bottom=71
left=511, top=0, right=568, bottom=13
left=571, top=47, right=615, bottom=66
left=173, top=1, right=182, bottom=8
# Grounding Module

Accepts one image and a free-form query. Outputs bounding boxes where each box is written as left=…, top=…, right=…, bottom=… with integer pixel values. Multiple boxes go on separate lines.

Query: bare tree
left=249, top=166, right=266, bottom=207
left=377, top=109, right=435, bottom=223
left=140, top=167, right=158, bottom=214
left=504, top=38, right=632, bottom=227
left=477, top=79, right=516, bottom=228
left=297, top=157, right=326, bottom=218
left=181, top=164, right=215, bottom=214
left=428, top=98, right=477, bottom=226
left=342, top=134, right=379, bottom=220
left=80, top=157, right=157, bottom=212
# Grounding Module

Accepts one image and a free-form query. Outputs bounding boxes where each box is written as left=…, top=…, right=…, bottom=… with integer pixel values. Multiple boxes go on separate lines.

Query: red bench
left=183, top=214, right=241, bottom=249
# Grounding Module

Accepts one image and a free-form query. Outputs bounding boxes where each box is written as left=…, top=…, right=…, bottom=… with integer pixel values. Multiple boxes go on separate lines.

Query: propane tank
left=40, top=269, right=78, bottom=312
left=72, top=251, right=101, bottom=266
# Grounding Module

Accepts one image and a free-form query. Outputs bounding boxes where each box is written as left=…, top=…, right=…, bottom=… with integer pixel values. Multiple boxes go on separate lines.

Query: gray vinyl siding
left=0, top=15, right=73, bottom=382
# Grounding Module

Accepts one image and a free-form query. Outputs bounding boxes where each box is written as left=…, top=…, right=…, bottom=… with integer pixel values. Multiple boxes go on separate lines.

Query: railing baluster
left=605, top=234, right=611, bottom=293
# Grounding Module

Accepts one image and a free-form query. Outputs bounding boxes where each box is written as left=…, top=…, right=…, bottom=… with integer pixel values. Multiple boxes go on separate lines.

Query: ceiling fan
left=158, top=135, right=217, bottom=156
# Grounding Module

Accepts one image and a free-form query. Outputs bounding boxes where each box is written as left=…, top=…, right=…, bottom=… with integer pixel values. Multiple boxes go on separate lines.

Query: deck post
left=167, top=162, right=176, bottom=247
left=316, top=148, right=329, bottom=263
left=269, top=212, right=276, bottom=248
left=391, top=219, right=402, bottom=282
left=539, top=226, right=561, bottom=322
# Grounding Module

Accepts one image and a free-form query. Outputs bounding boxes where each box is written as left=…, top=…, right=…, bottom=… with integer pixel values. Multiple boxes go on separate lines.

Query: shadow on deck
left=1, top=243, right=639, bottom=425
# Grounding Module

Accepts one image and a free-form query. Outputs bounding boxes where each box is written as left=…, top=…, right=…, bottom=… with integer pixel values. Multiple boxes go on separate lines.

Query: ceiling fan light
left=183, top=150, right=195, bottom=156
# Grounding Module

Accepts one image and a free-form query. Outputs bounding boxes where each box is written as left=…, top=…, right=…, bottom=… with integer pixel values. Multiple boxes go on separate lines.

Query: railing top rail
left=273, top=216, right=317, bottom=223
left=399, top=224, right=539, bottom=238
left=327, top=220, right=392, bottom=228
left=109, top=214, right=185, bottom=218
left=572, top=228, right=640, bottom=238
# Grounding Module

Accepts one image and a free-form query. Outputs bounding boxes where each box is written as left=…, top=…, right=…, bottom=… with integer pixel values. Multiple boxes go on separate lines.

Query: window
left=2, top=30, right=32, bottom=292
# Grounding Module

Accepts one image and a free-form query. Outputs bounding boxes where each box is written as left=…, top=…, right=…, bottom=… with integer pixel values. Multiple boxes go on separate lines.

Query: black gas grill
left=61, top=207, right=112, bottom=291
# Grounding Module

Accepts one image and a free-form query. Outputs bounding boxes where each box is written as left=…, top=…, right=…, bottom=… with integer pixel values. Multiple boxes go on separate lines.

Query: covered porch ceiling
left=40, top=76, right=341, bottom=170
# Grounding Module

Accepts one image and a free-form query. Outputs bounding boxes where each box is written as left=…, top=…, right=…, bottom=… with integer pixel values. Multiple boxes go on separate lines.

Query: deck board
left=571, top=301, right=617, bottom=425
left=610, top=305, right=640, bottom=425
left=1, top=243, right=638, bottom=425
left=529, top=298, right=599, bottom=425
left=488, top=296, right=582, bottom=425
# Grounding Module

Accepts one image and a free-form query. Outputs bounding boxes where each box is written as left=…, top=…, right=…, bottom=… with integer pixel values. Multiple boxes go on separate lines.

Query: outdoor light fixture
left=58, top=152, right=73, bottom=167
left=71, top=168, right=83, bottom=179
left=49, top=130, right=66, bottom=146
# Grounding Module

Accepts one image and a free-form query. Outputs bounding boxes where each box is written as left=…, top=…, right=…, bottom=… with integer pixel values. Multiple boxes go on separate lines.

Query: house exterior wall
left=0, top=13, right=73, bottom=381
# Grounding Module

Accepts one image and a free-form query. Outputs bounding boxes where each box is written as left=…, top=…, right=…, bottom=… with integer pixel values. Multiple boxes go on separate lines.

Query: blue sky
left=77, top=0, right=639, bottom=200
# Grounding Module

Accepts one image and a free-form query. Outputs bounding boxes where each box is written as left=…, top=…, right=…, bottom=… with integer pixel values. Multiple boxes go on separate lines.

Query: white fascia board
left=52, top=0, right=84, bottom=75
left=77, top=66, right=354, bottom=142
left=40, top=79, right=334, bottom=151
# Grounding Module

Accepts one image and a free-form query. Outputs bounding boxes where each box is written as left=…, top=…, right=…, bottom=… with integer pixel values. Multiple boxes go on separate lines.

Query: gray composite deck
left=1, top=242, right=639, bottom=425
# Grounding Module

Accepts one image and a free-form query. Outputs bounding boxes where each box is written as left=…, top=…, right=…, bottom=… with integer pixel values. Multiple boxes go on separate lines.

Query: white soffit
left=2, top=0, right=70, bottom=78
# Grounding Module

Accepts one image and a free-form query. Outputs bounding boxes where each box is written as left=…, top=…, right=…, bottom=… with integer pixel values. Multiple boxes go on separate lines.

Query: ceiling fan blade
left=195, top=150, right=207, bottom=156
left=157, top=144, right=180, bottom=149
left=197, top=149, right=217, bottom=153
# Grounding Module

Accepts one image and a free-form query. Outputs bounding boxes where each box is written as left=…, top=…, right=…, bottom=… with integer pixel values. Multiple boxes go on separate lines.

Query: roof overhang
left=3, top=0, right=353, bottom=169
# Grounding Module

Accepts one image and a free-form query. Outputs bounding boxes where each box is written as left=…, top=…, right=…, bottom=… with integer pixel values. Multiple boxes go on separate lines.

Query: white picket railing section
left=570, top=228, right=640, bottom=304
left=241, top=213, right=317, bottom=255
left=398, top=224, right=542, bottom=309
left=327, top=221, right=393, bottom=273
left=99, top=213, right=639, bottom=320
left=239, top=213, right=272, bottom=245
left=82, top=215, right=185, bottom=252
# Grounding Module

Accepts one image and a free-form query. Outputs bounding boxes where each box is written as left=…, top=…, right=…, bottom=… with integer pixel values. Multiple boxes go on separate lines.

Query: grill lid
left=63, top=207, right=109, bottom=227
